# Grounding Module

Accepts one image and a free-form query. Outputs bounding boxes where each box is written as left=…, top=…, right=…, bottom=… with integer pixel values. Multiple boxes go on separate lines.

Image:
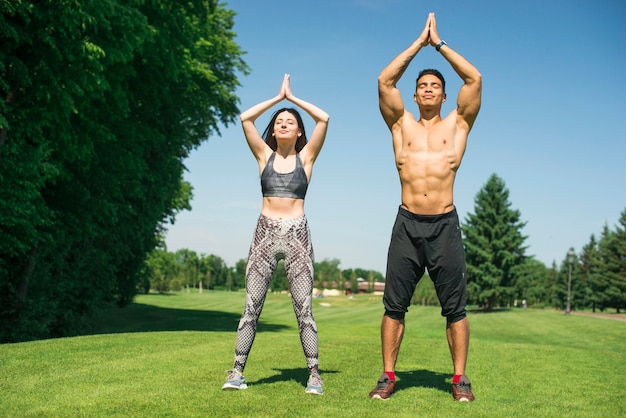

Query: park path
left=571, top=311, right=626, bottom=321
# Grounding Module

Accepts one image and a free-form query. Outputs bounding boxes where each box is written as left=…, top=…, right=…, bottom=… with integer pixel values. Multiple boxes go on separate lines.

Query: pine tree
left=596, top=208, right=626, bottom=312
left=463, top=174, right=528, bottom=310
left=613, top=209, right=626, bottom=311
left=544, top=261, right=558, bottom=307
left=513, top=258, right=549, bottom=307
left=581, top=235, right=601, bottom=311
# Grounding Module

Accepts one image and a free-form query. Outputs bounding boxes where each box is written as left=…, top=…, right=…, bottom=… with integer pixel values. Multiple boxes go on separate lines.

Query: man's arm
left=378, top=14, right=432, bottom=131
left=429, top=14, right=482, bottom=131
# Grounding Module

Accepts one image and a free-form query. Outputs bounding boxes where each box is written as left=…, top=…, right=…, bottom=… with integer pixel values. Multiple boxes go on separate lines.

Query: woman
left=222, top=74, right=330, bottom=395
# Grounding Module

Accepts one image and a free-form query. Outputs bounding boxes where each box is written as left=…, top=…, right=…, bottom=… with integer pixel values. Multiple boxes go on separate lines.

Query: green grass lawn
left=1, top=290, right=625, bottom=417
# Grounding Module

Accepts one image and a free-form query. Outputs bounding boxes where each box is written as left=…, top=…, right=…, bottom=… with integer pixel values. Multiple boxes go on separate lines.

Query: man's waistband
left=397, top=206, right=458, bottom=223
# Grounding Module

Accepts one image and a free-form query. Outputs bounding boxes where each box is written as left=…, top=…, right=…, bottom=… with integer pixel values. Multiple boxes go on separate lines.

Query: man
left=369, top=12, right=481, bottom=402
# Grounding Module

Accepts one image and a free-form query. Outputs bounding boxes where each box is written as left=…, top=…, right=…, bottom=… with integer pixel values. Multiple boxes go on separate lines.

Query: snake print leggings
left=231, top=214, right=319, bottom=375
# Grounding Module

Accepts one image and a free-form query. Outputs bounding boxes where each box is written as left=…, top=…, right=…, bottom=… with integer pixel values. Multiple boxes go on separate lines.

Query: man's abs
left=399, top=174, right=456, bottom=215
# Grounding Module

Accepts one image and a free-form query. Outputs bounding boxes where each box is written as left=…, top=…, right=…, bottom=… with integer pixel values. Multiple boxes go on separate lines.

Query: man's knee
left=384, top=310, right=406, bottom=321
left=446, top=311, right=466, bottom=324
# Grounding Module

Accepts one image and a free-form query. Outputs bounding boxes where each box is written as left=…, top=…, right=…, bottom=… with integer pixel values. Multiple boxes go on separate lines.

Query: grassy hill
left=1, top=291, right=625, bottom=417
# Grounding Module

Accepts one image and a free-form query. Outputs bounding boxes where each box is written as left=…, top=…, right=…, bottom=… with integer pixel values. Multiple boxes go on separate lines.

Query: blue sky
left=165, top=0, right=626, bottom=274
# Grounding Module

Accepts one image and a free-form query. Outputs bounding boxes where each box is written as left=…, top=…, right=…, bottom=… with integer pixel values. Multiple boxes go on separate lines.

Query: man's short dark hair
left=416, top=69, right=446, bottom=93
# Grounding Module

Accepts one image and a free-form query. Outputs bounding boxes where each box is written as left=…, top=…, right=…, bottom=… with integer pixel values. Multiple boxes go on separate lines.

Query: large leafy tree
left=0, top=0, right=248, bottom=342
left=463, top=174, right=528, bottom=310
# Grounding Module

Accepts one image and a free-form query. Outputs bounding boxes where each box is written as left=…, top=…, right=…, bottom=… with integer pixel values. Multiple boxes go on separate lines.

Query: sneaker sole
left=222, top=384, right=248, bottom=390
left=370, top=394, right=391, bottom=401
left=305, top=389, right=323, bottom=395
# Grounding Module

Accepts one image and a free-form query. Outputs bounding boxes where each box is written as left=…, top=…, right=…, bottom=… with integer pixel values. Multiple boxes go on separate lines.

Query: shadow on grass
left=249, top=367, right=340, bottom=388
left=395, top=369, right=450, bottom=395
left=84, top=299, right=290, bottom=336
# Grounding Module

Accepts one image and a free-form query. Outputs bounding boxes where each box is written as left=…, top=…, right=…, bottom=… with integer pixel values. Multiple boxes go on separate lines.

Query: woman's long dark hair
left=261, top=108, right=307, bottom=152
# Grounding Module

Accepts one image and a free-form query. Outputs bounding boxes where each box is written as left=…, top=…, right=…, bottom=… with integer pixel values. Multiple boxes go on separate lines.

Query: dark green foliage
left=142, top=250, right=236, bottom=293
left=550, top=249, right=580, bottom=311
left=139, top=204, right=624, bottom=314
left=411, top=276, right=439, bottom=307
left=541, top=260, right=558, bottom=309
left=586, top=211, right=626, bottom=312
left=140, top=249, right=387, bottom=296
left=548, top=209, right=626, bottom=313
left=579, top=234, right=601, bottom=310
left=609, top=209, right=626, bottom=311
left=463, top=174, right=528, bottom=310
left=600, top=209, right=626, bottom=312
left=316, top=258, right=341, bottom=290
left=0, top=0, right=248, bottom=342
left=270, top=260, right=288, bottom=293
left=513, top=257, right=550, bottom=307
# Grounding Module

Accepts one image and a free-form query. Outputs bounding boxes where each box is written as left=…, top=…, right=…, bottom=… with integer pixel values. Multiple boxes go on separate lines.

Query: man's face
left=414, top=74, right=446, bottom=107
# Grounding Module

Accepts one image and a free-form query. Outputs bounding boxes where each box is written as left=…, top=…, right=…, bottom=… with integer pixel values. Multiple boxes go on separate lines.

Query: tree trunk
left=16, top=248, right=38, bottom=303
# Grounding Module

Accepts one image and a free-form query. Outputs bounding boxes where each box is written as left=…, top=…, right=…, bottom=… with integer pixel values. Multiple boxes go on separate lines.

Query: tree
left=551, top=249, right=582, bottom=312
left=143, top=249, right=179, bottom=293
left=610, top=208, right=626, bottom=311
left=595, top=210, right=626, bottom=312
left=463, top=174, right=528, bottom=310
left=176, top=249, right=199, bottom=292
left=367, top=270, right=375, bottom=293
left=205, top=255, right=230, bottom=289
left=544, top=261, right=558, bottom=307
left=0, top=0, right=248, bottom=342
left=233, top=258, right=248, bottom=291
left=580, top=234, right=601, bottom=311
left=349, top=270, right=359, bottom=294
left=315, top=259, right=341, bottom=290
left=513, top=257, right=550, bottom=307
left=412, top=274, right=439, bottom=306
left=270, top=260, right=288, bottom=292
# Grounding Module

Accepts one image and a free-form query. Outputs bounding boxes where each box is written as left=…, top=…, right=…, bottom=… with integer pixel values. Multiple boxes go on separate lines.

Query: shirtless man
left=369, top=13, right=481, bottom=402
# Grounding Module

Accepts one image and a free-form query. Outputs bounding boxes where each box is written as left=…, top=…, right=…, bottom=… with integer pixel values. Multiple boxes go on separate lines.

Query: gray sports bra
left=260, top=152, right=308, bottom=199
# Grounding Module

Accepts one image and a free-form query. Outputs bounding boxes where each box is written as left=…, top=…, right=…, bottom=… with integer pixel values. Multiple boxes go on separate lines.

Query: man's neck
left=418, top=109, right=442, bottom=128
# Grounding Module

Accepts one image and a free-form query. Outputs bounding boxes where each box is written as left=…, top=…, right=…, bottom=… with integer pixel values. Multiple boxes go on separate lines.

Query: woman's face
left=273, top=110, right=301, bottom=142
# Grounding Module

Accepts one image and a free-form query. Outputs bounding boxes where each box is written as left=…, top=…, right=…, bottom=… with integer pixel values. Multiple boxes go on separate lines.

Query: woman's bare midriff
left=261, top=196, right=305, bottom=220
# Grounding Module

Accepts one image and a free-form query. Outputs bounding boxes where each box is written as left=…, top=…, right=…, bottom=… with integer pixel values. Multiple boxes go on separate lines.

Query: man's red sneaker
left=452, top=375, right=475, bottom=402
left=369, top=373, right=396, bottom=400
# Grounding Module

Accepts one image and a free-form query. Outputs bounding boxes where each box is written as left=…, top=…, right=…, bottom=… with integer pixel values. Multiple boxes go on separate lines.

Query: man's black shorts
left=383, top=206, right=467, bottom=323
